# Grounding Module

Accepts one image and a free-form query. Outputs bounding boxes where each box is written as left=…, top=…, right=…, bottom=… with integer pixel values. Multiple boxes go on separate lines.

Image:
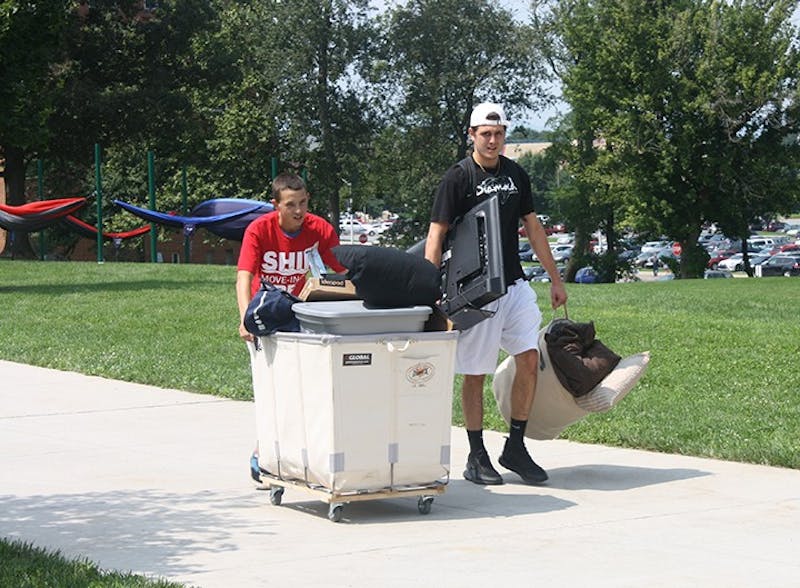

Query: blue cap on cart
left=244, top=280, right=301, bottom=336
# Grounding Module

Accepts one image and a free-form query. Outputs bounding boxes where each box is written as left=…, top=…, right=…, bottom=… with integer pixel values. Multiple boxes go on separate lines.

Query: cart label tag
left=406, top=362, right=435, bottom=386
left=342, top=352, right=372, bottom=366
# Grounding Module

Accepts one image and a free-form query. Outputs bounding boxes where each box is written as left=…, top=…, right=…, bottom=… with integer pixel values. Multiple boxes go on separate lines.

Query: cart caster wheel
left=269, top=487, right=284, bottom=506
left=328, top=504, right=344, bottom=523
left=418, top=496, right=434, bottom=515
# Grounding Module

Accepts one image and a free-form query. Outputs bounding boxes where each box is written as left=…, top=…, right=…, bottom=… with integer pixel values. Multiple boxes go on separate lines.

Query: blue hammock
left=113, top=198, right=273, bottom=241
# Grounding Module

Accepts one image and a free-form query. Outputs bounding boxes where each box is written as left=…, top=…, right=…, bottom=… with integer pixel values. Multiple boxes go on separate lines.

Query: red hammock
left=62, top=215, right=152, bottom=241
left=0, top=198, right=88, bottom=232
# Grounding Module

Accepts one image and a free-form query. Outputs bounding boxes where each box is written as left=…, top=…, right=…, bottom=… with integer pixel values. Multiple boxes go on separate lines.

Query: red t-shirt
left=237, top=211, right=345, bottom=297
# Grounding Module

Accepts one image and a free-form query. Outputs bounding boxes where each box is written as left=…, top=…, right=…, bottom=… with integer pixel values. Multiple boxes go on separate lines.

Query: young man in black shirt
left=425, top=102, right=567, bottom=485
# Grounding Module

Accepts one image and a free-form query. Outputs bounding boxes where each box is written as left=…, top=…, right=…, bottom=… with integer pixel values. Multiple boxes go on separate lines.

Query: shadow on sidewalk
left=546, top=464, right=709, bottom=491
left=0, top=488, right=265, bottom=577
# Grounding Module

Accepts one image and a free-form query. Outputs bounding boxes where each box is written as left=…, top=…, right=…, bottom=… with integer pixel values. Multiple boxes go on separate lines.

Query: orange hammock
left=61, top=215, right=151, bottom=242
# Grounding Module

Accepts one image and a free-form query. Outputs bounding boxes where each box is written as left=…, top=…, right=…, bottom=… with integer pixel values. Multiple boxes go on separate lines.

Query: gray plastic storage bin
left=292, top=300, right=432, bottom=334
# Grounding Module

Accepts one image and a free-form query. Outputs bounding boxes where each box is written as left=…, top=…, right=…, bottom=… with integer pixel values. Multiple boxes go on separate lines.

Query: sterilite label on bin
left=406, top=362, right=435, bottom=387
left=342, top=352, right=372, bottom=366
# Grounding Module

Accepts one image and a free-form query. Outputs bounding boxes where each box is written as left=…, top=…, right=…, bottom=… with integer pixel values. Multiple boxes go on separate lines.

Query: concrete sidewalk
left=1, top=359, right=798, bottom=587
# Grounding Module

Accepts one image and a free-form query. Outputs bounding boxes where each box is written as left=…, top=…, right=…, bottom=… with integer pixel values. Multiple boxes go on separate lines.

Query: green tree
left=0, top=1, right=71, bottom=257
left=539, top=0, right=800, bottom=279
left=212, top=0, right=375, bottom=227
left=369, top=0, right=549, bottom=236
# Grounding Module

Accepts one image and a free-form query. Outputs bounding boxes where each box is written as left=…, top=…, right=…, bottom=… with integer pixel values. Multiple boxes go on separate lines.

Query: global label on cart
left=342, top=352, right=372, bottom=366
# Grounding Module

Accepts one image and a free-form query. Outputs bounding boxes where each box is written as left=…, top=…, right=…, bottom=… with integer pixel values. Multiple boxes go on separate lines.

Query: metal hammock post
left=147, top=150, right=157, bottom=263
left=95, top=144, right=104, bottom=264
left=37, top=160, right=45, bottom=261
left=182, top=167, right=190, bottom=263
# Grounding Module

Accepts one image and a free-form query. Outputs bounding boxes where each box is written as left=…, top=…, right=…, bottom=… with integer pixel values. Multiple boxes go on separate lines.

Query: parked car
left=747, top=237, right=777, bottom=251
left=636, top=247, right=678, bottom=268
left=518, top=241, right=534, bottom=262
left=750, top=253, right=772, bottom=266
left=717, top=250, right=777, bottom=272
left=757, top=254, right=800, bottom=277
left=640, top=240, right=670, bottom=255
left=551, top=244, right=573, bottom=263
left=767, top=220, right=786, bottom=232
left=618, top=246, right=641, bottom=262
left=717, top=253, right=744, bottom=271
left=719, top=252, right=772, bottom=271
left=339, top=218, right=374, bottom=236
left=704, top=269, right=733, bottom=279
left=555, top=234, right=574, bottom=245
left=545, top=223, right=567, bottom=235
left=778, top=243, right=800, bottom=253
left=701, top=234, right=731, bottom=250
left=574, top=266, right=598, bottom=283
left=523, top=265, right=546, bottom=281
left=707, top=248, right=738, bottom=269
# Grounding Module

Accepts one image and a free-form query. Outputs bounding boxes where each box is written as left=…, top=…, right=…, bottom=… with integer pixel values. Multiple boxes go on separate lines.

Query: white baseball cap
left=470, top=102, right=509, bottom=128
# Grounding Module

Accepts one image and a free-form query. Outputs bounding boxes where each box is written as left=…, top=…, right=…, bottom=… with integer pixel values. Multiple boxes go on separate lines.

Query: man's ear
left=270, top=198, right=278, bottom=207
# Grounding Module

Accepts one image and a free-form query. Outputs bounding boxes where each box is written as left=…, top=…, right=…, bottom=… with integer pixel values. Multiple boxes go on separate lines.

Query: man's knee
left=462, top=374, right=486, bottom=393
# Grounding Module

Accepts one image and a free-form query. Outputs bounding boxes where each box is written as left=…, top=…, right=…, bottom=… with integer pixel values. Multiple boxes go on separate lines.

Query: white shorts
left=455, top=279, right=542, bottom=375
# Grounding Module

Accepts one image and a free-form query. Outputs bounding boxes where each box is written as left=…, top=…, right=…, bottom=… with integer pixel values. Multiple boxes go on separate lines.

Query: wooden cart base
left=258, top=471, right=447, bottom=522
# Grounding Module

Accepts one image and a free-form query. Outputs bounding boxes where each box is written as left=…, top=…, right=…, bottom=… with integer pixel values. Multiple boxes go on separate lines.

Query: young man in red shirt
left=236, top=172, right=345, bottom=342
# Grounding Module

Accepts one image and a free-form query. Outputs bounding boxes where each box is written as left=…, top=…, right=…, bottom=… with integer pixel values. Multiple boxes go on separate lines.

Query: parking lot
left=518, top=216, right=800, bottom=281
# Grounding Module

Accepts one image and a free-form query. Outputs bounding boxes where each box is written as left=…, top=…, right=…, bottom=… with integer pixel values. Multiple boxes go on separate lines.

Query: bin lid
left=293, top=300, right=432, bottom=320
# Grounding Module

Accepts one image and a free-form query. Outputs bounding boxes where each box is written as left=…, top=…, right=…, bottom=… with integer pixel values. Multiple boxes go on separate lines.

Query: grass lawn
left=2, top=259, right=799, bottom=469
left=1, top=539, right=183, bottom=587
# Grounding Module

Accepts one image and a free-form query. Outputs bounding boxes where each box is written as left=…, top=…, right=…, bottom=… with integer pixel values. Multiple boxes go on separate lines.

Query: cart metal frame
left=258, top=468, right=448, bottom=522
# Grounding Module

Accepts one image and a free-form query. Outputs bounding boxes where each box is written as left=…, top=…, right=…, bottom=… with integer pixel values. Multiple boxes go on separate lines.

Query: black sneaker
left=498, top=440, right=548, bottom=485
left=463, top=450, right=504, bottom=485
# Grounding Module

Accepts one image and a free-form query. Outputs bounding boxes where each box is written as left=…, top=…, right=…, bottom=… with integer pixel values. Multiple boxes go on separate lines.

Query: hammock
left=62, top=215, right=152, bottom=242
left=113, top=198, right=272, bottom=241
left=0, top=198, right=88, bottom=232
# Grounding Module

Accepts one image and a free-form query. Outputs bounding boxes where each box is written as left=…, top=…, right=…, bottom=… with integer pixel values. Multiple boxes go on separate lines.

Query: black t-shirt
left=431, top=155, right=535, bottom=284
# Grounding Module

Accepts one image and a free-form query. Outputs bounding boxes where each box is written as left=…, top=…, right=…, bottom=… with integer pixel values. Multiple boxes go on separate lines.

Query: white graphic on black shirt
left=476, top=176, right=518, bottom=205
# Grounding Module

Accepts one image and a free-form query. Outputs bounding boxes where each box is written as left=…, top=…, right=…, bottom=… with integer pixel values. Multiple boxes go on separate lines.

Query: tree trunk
left=0, top=145, right=36, bottom=259
left=678, top=227, right=703, bottom=279
left=599, top=209, right=618, bottom=283
left=317, top=4, right=340, bottom=230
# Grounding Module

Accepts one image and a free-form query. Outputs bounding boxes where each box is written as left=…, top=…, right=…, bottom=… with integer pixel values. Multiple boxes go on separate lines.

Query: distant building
left=503, top=141, right=552, bottom=160
left=66, top=229, right=242, bottom=265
